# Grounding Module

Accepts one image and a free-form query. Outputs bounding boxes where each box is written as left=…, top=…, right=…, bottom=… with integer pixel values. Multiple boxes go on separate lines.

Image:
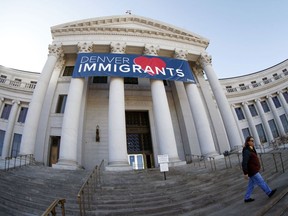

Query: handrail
left=4, top=154, right=34, bottom=171
left=41, top=198, right=66, bottom=216
left=77, top=160, right=104, bottom=216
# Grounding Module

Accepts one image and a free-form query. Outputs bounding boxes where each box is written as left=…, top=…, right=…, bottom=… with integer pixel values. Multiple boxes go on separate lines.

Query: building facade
left=0, top=15, right=287, bottom=171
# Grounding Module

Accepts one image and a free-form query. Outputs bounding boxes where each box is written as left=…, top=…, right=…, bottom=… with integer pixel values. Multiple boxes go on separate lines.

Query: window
left=283, top=92, right=288, bottom=103
left=0, top=75, right=7, bottom=83
left=261, top=101, right=270, bottom=113
left=262, top=77, right=270, bottom=84
left=273, top=73, right=280, bottom=80
left=256, top=124, right=267, bottom=143
left=272, top=96, right=281, bottom=108
left=11, top=133, right=22, bottom=157
left=56, top=95, right=67, bottom=113
left=235, top=107, right=245, bottom=120
left=283, top=68, right=288, bottom=76
left=63, top=66, right=74, bottom=76
left=268, top=119, right=279, bottom=138
left=18, top=107, right=28, bottom=123
left=239, top=83, right=248, bottom=90
left=0, top=130, right=5, bottom=156
left=124, top=77, right=138, bottom=84
left=280, top=114, right=288, bottom=133
left=1, top=104, right=12, bottom=120
left=92, top=76, right=107, bottom=83
left=248, top=104, right=258, bottom=117
left=251, top=81, right=260, bottom=87
left=242, top=128, right=250, bottom=140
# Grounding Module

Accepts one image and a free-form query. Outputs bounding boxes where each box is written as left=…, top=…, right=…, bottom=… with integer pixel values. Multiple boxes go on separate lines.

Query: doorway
left=126, top=111, right=154, bottom=169
left=49, top=136, right=60, bottom=166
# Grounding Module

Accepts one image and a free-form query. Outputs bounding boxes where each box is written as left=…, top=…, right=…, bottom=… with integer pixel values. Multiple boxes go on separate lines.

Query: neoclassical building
left=0, top=15, right=287, bottom=171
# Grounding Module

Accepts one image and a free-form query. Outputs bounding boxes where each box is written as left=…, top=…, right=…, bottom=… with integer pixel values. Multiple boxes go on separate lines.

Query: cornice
left=51, top=15, right=209, bottom=48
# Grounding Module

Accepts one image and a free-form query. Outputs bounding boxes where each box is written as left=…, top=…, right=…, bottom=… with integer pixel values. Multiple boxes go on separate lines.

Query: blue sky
left=0, top=0, right=287, bottom=78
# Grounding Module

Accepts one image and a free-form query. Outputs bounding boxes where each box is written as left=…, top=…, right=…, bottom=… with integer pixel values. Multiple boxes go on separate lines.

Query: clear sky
left=0, top=0, right=287, bottom=78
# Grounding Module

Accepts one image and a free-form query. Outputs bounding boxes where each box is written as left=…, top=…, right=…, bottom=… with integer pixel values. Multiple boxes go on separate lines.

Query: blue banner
left=72, top=53, right=195, bottom=82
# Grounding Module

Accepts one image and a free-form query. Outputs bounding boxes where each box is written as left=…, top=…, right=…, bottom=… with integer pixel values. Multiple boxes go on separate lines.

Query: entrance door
left=49, top=136, right=60, bottom=166
left=126, top=111, right=154, bottom=169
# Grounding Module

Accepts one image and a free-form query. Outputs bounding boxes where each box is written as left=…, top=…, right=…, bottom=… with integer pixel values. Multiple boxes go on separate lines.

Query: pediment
left=51, top=15, right=209, bottom=47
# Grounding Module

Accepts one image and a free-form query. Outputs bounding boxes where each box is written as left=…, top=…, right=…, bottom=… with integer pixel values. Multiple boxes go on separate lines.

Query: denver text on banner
left=72, top=53, right=195, bottom=82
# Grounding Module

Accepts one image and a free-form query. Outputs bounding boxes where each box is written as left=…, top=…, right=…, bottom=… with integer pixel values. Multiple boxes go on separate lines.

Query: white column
left=0, top=98, right=4, bottom=112
left=20, top=44, right=63, bottom=155
left=54, top=43, right=91, bottom=170
left=242, top=102, right=261, bottom=146
left=145, top=45, right=183, bottom=165
left=267, top=95, right=286, bottom=136
left=278, top=91, right=288, bottom=115
left=255, top=99, right=274, bottom=143
left=185, top=83, right=218, bottom=156
left=106, top=42, right=131, bottom=171
left=151, top=79, right=182, bottom=163
left=1, top=100, right=20, bottom=158
left=200, top=52, right=242, bottom=149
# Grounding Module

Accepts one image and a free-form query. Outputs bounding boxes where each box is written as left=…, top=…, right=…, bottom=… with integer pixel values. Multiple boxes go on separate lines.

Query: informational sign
left=72, top=53, right=195, bottom=82
left=158, top=154, right=169, bottom=172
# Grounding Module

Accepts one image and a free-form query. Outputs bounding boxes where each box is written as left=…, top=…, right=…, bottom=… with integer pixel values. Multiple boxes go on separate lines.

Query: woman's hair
left=244, top=136, right=253, bottom=147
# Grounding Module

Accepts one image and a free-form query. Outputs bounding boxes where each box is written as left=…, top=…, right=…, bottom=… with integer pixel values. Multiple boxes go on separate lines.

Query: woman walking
left=242, top=136, right=277, bottom=203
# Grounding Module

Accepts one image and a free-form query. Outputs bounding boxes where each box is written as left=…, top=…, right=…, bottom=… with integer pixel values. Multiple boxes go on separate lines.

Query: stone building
left=0, top=15, right=287, bottom=171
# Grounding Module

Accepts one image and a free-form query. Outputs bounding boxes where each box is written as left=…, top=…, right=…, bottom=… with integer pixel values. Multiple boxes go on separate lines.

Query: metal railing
left=186, top=150, right=287, bottom=173
left=77, top=160, right=104, bottom=216
left=41, top=198, right=66, bottom=216
left=4, top=154, right=34, bottom=171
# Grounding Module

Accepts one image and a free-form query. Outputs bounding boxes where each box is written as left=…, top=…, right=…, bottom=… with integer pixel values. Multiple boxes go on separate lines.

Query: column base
left=52, top=159, right=82, bottom=170
left=105, top=161, right=133, bottom=171
left=167, top=158, right=187, bottom=167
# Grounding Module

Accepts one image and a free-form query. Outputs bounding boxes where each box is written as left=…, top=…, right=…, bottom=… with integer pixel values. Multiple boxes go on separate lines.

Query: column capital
left=199, top=52, right=212, bottom=67
left=144, top=44, right=159, bottom=56
left=254, top=98, right=261, bottom=103
left=12, top=100, right=20, bottom=105
left=241, top=101, right=248, bottom=106
left=77, top=42, right=93, bottom=53
left=48, top=43, right=63, bottom=58
left=110, top=42, right=126, bottom=53
left=0, top=97, right=4, bottom=102
left=174, top=49, right=188, bottom=60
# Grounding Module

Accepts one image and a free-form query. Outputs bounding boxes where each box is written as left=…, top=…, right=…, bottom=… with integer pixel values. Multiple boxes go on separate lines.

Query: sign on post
left=158, top=154, right=169, bottom=180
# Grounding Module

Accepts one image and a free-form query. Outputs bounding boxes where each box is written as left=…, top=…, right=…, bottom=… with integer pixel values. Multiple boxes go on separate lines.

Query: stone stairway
left=0, top=165, right=90, bottom=216
left=0, top=149, right=287, bottom=215
left=87, top=150, right=288, bottom=216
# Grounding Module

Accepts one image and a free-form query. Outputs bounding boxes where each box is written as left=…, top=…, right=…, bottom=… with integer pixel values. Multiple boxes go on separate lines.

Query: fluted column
left=199, top=52, right=242, bottom=149
left=106, top=42, right=131, bottom=171
left=20, top=44, right=63, bottom=155
left=185, top=83, right=218, bottom=155
left=242, top=102, right=261, bottom=146
left=54, top=43, right=91, bottom=170
left=0, top=98, right=4, bottom=112
left=278, top=91, right=288, bottom=115
left=1, top=100, right=20, bottom=158
left=267, top=95, right=286, bottom=136
left=175, top=49, right=217, bottom=156
left=146, top=45, right=183, bottom=165
left=255, top=99, right=274, bottom=143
